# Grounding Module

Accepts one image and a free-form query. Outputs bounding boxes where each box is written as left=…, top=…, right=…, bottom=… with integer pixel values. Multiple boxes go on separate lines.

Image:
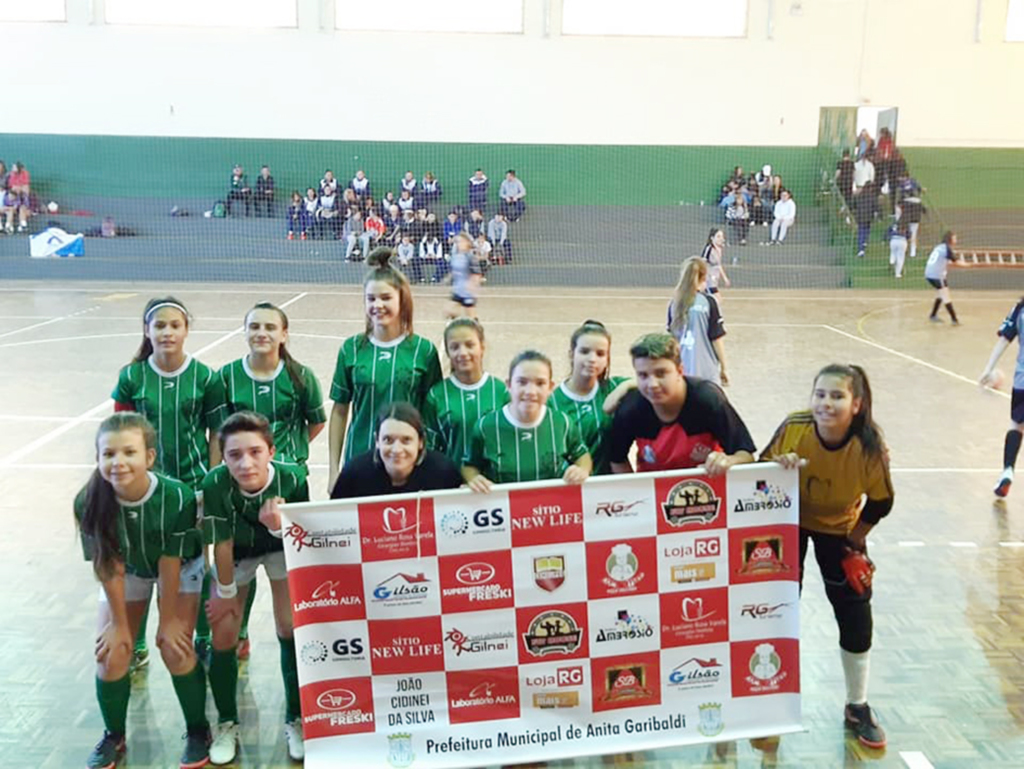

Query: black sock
left=945, top=303, right=958, bottom=322
left=930, top=299, right=942, bottom=317
left=1005, top=430, right=1023, bottom=470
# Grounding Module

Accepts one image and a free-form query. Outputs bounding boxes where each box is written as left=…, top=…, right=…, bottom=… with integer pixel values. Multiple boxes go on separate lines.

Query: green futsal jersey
left=330, top=333, right=442, bottom=463
left=201, top=460, right=309, bottom=559
left=74, top=472, right=202, bottom=580
left=548, top=377, right=628, bottom=475
left=220, top=357, right=326, bottom=465
left=112, top=356, right=226, bottom=488
left=466, top=405, right=588, bottom=484
left=423, top=373, right=509, bottom=464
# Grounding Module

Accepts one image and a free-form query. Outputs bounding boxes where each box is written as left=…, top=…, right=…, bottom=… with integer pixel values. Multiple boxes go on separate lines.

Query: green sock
left=171, top=663, right=210, bottom=731
left=194, top=572, right=211, bottom=641
left=135, top=601, right=150, bottom=653
left=239, top=579, right=257, bottom=640
left=208, top=647, right=239, bottom=723
left=96, top=674, right=131, bottom=736
left=278, top=636, right=301, bottom=722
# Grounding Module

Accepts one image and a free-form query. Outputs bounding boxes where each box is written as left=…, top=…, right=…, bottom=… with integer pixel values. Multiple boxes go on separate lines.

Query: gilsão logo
left=372, top=573, right=430, bottom=606
left=668, top=657, right=722, bottom=690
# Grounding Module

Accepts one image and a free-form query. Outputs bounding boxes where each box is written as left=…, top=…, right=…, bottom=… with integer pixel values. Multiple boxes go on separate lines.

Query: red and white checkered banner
left=280, top=463, right=801, bottom=769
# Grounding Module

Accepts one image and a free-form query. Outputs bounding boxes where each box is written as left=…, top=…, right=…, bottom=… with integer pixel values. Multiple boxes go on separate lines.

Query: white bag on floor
left=30, top=227, right=85, bottom=258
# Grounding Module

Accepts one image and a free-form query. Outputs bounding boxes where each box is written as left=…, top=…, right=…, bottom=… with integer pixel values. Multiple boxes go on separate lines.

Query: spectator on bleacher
left=380, top=190, right=397, bottom=215
left=750, top=190, right=770, bottom=228
left=853, top=187, right=875, bottom=258
left=362, top=195, right=377, bottom=218
left=400, top=171, right=417, bottom=198
left=398, top=189, right=415, bottom=214
left=444, top=210, right=464, bottom=254
left=487, top=212, right=512, bottom=264
left=320, top=169, right=338, bottom=196
left=6, top=161, right=30, bottom=232
left=730, top=166, right=745, bottom=187
left=383, top=205, right=403, bottom=247
left=474, top=232, right=492, bottom=272
left=350, top=170, right=371, bottom=200
left=255, top=165, right=275, bottom=218
left=853, top=154, right=875, bottom=195
left=770, top=190, right=796, bottom=245
left=499, top=170, right=526, bottom=221
left=1, top=186, right=27, bottom=234
left=465, top=209, right=486, bottom=239
left=344, top=208, right=371, bottom=261
left=303, top=188, right=319, bottom=237
left=400, top=209, right=421, bottom=244
left=341, top=188, right=360, bottom=214
left=366, top=208, right=386, bottom=248
left=316, top=186, right=342, bottom=239
left=420, top=212, right=444, bottom=278
left=396, top=233, right=423, bottom=283
left=468, top=169, right=489, bottom=213
left=726, top=194, right=750, bottom=246
left=835, top=150, right=855, bottom=205
left=419, top=172, right=442, bottom=208
left=0, top=160, right=8, bottom=192
left=286, top=191, right=310, bottom=240
left=875, top=128, right=895, bottom=192
left=857, top=129, right=874, bottom=158
left=226, top=164, right=252, bottom=217
left=754, top=165, right=773, bottom=197
left=896, top=185, right=925, bottom=258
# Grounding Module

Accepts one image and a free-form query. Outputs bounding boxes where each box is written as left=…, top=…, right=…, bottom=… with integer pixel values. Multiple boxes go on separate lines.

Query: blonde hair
left=668, top=256, right=707, bottom=337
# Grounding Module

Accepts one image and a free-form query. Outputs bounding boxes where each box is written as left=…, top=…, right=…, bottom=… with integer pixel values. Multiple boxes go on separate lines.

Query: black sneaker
left=180, top=725, right=211, bottom=769
left=845, top=703, right=886, bottom=748
left=86, top=731, right=125, bottom=769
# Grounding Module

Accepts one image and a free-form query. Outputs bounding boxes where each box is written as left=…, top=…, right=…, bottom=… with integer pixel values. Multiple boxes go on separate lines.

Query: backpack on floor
left=212, top=201, right=227, bottom=218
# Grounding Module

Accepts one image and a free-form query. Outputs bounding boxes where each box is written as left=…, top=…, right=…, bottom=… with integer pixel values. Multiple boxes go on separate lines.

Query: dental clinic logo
left=383, top=506, right=417, bottom=534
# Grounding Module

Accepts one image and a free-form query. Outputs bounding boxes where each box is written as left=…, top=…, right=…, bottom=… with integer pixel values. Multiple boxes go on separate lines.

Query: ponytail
left=569, top=319, right=612, bottom=381
left=668, top=256, right=707, bottom=338
left=247, top=302, right=306, bottom=398
left=78, top=413, right=157, bottom=580
left=814, top=363, right=884, bottom=460
left=133, top=296, right=190, bottom=363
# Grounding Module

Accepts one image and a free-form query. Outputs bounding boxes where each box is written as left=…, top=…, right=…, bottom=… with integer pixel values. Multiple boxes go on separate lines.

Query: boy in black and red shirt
left=609, top=333, right=755, bottom=476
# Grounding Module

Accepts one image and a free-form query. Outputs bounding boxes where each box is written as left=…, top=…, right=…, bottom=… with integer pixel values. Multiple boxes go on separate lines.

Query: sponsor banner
left=281, top=464, right=800, bottom=768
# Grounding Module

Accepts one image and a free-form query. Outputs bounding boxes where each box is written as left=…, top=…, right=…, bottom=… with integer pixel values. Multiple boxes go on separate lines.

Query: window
left=1008, top=0, right=1024, bottom=41
left=336, top=0, right=522, bottom=33
left=562, top=0, right=747, bottom=38
left=105, top=0, right=296, bottom=28
left=0, top=0, right=65, bottom=22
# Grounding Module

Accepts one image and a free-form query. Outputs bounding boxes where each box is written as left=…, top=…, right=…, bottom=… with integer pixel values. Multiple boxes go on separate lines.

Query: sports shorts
left=926, top=278, right=948, bottom=290
left=100, top=555, right=206, bottom=603
left=212, top=550, right=287, bottom=587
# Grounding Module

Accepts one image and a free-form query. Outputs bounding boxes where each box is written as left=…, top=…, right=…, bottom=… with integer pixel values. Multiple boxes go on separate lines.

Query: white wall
left=5, top=0, right=1023, bottom=146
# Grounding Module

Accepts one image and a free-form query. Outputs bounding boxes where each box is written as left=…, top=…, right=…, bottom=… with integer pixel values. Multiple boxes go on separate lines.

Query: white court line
left=0, top=305, right=100, bottom=340
left=0, top=330, right=229, bottom=350
left=950, top=541, right=979, bottom=548
left=999, top=542, right=1024, bottom=548
left=822, top=324, right=1011, bottom=400
left=0, top=292, right=308, bottom=468
left=900, top=751, right=936, bottom=769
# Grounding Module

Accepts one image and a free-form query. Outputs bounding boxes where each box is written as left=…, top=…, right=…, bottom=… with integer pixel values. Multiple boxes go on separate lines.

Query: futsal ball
left=46, top=201, right=59, bottom=213
left=988, top=369, right=1006, bottom=390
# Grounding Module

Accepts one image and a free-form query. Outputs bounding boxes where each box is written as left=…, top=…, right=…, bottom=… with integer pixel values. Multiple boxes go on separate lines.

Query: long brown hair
left=814, top=364, right=884, bottom=459
left=246, top=302, right=307, bottom=398
left=668, top=256, right=707, bottom=337
left=78, top=413, right=157, bottom=580
left=364, top=248, right=414, bottom=336
left=132, top=296, right=190, bottom=363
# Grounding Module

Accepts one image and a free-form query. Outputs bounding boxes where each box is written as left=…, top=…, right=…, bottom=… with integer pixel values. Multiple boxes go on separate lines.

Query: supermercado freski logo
left=288, top=565, right=365, bottom=625
left=299, top=677, right=375, bottom=739
left=518, top=606, right=587, bottom=661
left=509, top=486, right=584, bottom=547
left=438, top=550, right=515, bottom=613
left=358, top=498, right=436, bottom=561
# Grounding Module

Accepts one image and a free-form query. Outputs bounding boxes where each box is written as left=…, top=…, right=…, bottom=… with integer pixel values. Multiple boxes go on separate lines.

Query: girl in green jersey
left=548, top=320, right=632, bottom=475
left=112, top=297, right=225, bottom=673
left=423, top=318, right=509, bottom=464
left=75, top=413, right=210, bottom=769
left=464, top=350, right=592, bottom=491
left=215, top=302, right=326, bottom=660
left=328, top=248, right=442, bottom=491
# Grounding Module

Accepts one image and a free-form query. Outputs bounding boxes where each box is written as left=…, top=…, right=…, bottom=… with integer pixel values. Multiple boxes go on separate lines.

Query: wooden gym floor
left=2, top=282, right=1022, bottom=769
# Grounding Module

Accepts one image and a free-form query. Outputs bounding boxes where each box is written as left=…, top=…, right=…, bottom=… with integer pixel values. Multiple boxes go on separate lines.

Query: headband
left=144, top=302, right=188, bottom=323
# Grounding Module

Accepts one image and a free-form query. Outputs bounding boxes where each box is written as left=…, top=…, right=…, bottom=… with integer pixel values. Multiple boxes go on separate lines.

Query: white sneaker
left=995, top=467, right=1014, bottom=498
left=284, top=719, right=305, bottom=761
left=209, top=721, right=239, bottom=765
left=17, top=224, right=27, bottom=232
